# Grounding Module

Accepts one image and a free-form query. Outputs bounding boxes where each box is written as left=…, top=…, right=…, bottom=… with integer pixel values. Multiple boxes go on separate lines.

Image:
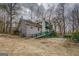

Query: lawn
left=0, top=34, right=79, bottom=56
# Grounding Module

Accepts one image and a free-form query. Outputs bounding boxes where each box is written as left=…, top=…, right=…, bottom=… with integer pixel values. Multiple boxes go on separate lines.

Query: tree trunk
left=72, top=17, right=75, bottom=32
left=62, top=4, right=65, bottom=35
left=3, top=15, right=6, bottom=33
left=9, top=3, right=12, bottom=33
left=9, top=15, right=12, bottom=33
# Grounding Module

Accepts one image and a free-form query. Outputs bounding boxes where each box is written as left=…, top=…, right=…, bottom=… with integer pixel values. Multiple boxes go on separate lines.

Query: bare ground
left=0, top=34, right=79, bottom=56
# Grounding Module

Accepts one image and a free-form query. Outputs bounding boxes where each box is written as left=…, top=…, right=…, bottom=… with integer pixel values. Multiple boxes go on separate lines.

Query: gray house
left=18, top=19, right=42, bottom=37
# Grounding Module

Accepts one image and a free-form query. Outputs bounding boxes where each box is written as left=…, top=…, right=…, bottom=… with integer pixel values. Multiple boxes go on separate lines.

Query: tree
left=36, top=4, right=45, bottom=20
left=55, top=3, right=65, bottom=35
left=70, top=10, right=75, bottom=32
left=52, top=17, right=57, bottom=32
left=22, top=3, right=39, bottom=20
left=73, top=4, right=79, bottom=29
left=0, top=3, right=20, bottom=33
left=68, top=4, right=79, bottom=32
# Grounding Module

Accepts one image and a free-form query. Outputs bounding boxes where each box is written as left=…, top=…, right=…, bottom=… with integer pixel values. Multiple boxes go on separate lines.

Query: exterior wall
left=19, top=21, right=42, bottom=37
left=42, top=19, right=49, bottom=32
left=19, top=22, right=27, bottom=36
left=42, top=19, right=46, bottom=32
left=26, top=26, right=41, bottom=37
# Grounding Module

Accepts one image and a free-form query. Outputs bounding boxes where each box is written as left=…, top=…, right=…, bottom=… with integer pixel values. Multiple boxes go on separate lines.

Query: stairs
left=35, top=31, right=52, bottom=39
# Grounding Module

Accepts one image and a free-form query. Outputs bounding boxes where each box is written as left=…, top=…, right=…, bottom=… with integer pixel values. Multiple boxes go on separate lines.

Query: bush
left=72, top=29, right=79, bottom=42
left=63, top=34, right=72, bottom=38
left=13, top=30, right=19, bottom=35
left=46, top=31, right=58, bottom=38
left=51, top=31, right=57, bottom=37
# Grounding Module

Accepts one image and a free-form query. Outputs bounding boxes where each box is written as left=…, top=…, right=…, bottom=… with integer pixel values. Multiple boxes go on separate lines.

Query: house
left=18, top=17, right=53, bottom=37
left=18, top=19, right=42, bottom=37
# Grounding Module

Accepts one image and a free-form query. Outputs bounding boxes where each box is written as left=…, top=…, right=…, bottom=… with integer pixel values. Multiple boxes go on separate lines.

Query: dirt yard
left=0, top=34, right=79, bottom=56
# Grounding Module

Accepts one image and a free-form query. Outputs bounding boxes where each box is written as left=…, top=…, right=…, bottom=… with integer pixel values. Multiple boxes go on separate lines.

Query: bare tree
left=0, top=3, right=20, bottom=33
left=68, top=4, right=79, bottom=32
left=55, top=3, right=65, bottom=35
left=73, top=5, right=79, bottom=29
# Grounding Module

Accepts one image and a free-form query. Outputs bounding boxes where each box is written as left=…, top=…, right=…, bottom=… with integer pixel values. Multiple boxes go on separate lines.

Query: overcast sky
left=17, top=3, right=78, bottom=21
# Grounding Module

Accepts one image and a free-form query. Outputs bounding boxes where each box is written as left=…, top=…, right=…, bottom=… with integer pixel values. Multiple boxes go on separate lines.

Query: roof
left=21, top=19, right=42, bottom=28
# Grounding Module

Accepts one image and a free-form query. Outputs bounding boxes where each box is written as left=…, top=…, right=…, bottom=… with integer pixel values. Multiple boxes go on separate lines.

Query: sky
left=15, top=3, right=78, bottom=23
left=18, top=3, right=57, bottom=20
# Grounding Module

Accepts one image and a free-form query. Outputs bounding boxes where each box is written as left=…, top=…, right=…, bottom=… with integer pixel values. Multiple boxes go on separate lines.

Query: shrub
left=13, top=30, right=19, bottom=35
left=51, top=31, right=57, bottom=37
left=72, top=29, right=79, bottom=42
left=63, top=34, right=72, bottom=38
left=46, top=31, right=58, bottom=38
